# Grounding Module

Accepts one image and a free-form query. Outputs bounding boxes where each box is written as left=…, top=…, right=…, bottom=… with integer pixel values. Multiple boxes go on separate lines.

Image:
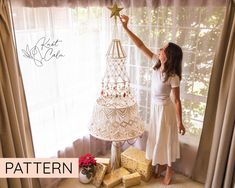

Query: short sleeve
left=170, top=75, right=180, bottom=88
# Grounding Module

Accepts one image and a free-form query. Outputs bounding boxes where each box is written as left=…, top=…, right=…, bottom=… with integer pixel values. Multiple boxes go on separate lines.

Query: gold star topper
left=108, top=3, right=123, bottom=22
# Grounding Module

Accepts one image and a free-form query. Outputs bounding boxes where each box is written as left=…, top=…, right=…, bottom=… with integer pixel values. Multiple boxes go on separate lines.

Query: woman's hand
left=119, top=15, right=129, bottom=29
left=178, top=123, right=186, bottom=135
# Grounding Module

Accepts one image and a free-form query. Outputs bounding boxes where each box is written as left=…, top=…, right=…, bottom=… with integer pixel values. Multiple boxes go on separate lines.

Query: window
left=12, top=6, right=225, bottom=156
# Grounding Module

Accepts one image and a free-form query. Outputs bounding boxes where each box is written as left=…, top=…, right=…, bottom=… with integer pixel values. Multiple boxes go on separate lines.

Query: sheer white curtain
left=12, top=6, right=113, bottom=157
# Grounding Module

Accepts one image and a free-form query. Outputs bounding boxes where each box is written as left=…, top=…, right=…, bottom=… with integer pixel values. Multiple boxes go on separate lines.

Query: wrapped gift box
left=122, top=172, right=141, bottom=188
left=121, top=146, right=152, bottom=181
left=92, top=163, right=107, bottom=188
left=103, top=167, right=130, bottom=188
left=95, top=157, right=111, bottom=174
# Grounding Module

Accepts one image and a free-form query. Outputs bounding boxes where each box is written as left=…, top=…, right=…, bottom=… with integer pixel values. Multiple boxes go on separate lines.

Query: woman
left=120, top=15, right=186, bottom=185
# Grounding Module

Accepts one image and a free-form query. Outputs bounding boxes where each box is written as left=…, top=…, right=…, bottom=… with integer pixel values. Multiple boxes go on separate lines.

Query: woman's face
left=158, top=44, right=168, bottom=63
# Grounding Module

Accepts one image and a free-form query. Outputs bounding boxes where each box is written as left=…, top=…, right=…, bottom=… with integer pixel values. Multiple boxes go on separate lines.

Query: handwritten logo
left=22, top=37, right=65, bottom=67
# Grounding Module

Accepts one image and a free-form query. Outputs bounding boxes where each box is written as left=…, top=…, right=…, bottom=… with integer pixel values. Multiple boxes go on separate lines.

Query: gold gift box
left=103, top=167, right=130, bottom=188
left=92, top=163, right=107, bottom=188
left=122, top=172, right=141, bottom=188
left=95, top=157, right=111, bottom=174
left=121, top=146, right=152, bottom=181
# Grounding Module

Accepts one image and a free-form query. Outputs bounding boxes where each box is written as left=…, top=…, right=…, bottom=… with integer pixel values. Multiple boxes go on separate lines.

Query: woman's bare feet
left=155, top=164, right=167, bottom=178
left=162, top=166, right=174, bottom=185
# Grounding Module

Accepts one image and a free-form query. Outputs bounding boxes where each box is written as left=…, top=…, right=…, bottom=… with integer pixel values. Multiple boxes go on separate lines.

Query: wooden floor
left=58, top=173, right=203, bottom=188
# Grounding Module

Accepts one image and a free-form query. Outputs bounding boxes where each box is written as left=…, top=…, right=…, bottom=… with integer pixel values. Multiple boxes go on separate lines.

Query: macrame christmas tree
left=89, top=3, right=144, bottom=169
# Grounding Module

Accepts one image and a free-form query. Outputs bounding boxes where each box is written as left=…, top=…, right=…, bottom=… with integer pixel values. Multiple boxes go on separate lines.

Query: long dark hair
left=153, top=42, right=183, bottom=82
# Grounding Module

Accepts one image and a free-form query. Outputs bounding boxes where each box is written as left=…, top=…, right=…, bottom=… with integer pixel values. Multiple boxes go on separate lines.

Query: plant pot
left=79, top=170, right=92, bottom=184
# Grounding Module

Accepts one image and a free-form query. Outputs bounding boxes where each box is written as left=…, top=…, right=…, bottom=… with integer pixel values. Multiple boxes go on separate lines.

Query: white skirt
left=146, top=101, right=180, bottom=166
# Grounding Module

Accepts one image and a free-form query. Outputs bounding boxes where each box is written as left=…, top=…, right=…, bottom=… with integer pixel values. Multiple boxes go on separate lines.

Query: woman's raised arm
left=119, top=15, right=154, bottom=60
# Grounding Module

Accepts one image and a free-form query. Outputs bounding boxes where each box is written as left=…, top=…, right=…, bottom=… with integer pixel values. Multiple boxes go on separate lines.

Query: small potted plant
left=79, top=153, right=97, bottom=184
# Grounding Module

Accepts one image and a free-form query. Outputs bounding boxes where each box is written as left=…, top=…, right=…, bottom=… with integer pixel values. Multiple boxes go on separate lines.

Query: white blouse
left=151, top=54, right=180, bottom=104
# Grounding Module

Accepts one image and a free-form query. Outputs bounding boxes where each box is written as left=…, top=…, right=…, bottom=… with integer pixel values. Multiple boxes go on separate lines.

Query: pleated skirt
left=146, top=101, right=180, bottom=166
